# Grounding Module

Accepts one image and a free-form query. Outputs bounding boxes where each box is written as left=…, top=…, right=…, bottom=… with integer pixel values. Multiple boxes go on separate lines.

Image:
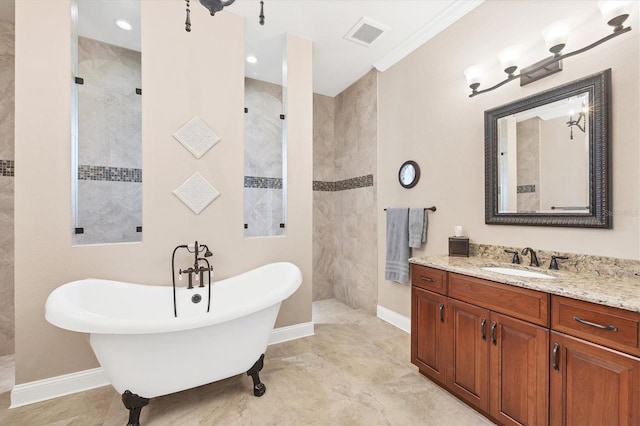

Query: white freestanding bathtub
left=45, top=262, right=302, bottom=425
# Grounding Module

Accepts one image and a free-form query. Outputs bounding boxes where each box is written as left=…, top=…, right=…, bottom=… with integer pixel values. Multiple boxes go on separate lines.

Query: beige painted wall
left=377, top=0, right=640, bottom=317
left=14, top=1, right=312, bottom=384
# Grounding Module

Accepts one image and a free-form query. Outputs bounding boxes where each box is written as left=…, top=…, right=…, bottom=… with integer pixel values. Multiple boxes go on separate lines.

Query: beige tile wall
left=0, top=19, right=14, bottom=356
left=312, top=70, right=378, bottom=313
left=312, top=94, right=335, bottom=301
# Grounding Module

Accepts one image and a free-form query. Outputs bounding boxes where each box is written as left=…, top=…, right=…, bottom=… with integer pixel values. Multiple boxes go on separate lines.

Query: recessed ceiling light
left=116, top=19, right=132, bottom=31
left=246, top=55, right=258, bottom=64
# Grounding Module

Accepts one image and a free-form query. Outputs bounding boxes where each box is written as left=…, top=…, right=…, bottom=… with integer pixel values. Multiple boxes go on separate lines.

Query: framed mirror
left=485, top=69, right=611, bottom=228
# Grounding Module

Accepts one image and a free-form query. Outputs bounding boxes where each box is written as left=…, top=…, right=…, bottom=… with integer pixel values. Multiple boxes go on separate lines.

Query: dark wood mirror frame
left=485, top=69, right=611, bottom=228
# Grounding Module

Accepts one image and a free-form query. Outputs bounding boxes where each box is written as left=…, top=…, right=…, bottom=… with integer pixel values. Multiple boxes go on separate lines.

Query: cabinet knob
left=439, top=304, right=445, bottom=323
left=481, top=318, right=487, bottom=340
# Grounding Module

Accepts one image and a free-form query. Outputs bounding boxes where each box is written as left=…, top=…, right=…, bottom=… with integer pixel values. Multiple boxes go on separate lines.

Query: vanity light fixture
left=185, top=0, right=266, bottom=32
left=465, top=1, right=634, bottom=97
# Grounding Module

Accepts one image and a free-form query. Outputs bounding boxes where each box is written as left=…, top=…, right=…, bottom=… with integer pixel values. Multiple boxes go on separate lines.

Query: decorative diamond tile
left=173, top=116, right=221, bottom=159
left=173, top=172, right=220, bottom=214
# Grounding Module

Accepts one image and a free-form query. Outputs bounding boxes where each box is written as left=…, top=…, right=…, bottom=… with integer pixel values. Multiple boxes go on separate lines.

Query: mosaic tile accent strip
left=174, top=172, right=220, bottom=214
left=313, top=181, right=335, bottom=192
left=173, top=116, right=221, bottom=159
left=0, top=160, right=15, bottom=177
left=78, top=165, right=142, bottom=182
left=244, top=176, right=283, bottom=189
left=313, top=174, right=373, bottom=192
left=517, top=184, right=536, bottom=193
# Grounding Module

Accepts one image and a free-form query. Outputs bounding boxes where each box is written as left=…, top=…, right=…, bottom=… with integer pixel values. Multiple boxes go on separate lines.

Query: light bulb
left=597, top=1, right=633, bottom=32
left=246, top=55, right=258, bottom=64
left=464, top=66, right=483, bottom=90
left=498, top=46, right=520, bottom=76
left=542, top=22, right=570, bottom=56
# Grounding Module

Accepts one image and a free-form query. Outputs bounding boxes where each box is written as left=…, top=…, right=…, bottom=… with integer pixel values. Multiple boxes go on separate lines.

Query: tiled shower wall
left=313, top=70, right=378, bottom=313
left=75, top=36, right=142, bottom=245
left=0, top=19, right=14, bottom=355
left=244, top=77, right=285, bottom=237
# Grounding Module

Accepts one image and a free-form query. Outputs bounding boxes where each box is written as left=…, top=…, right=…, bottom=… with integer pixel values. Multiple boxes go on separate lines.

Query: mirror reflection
left=497, top=92, right=590, bottom=214
left=243, top=34, right=286, bottom=237
left=72, top=0, right=142, bottom=245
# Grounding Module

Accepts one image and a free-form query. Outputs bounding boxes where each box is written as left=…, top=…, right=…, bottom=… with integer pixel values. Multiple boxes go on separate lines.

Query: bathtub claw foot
left=247, top=353, right=266, bottom=397
left=122, top=390, right=149, bottom=426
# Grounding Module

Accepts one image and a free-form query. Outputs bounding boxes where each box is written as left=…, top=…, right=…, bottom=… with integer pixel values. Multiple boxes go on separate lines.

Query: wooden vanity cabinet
left=549, top=331, right=640, bottom=426
left=447, top=298, right=490, bottom=412
left=411, top=266, right=549, bottom=425
left=550, top=296, right=640, bottom=425
left=489, top=312, right=549, bottom=426
left=411, top=286, right=450, bottom=385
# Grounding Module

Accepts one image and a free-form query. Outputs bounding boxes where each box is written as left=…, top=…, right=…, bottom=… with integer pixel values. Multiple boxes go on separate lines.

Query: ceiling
left=0, top=0, right=484, bottom=97
left=227, top=0, right=483, bottom=96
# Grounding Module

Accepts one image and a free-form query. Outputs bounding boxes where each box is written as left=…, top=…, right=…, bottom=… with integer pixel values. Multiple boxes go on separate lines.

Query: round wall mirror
left=398, top=160, right=420, bottom=188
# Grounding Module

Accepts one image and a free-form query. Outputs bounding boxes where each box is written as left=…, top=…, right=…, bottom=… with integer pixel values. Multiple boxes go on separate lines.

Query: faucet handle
left=504, top=249, right=520, bottom=264
left=549, top=255, right=569, bottom=270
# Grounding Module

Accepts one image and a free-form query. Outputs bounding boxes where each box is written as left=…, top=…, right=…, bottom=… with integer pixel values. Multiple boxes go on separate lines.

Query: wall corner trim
left=377, top=305, right=411, bottom=334
left=10, top=367, right=109, bottom=409
left=10, top=323, right=315, bottom=408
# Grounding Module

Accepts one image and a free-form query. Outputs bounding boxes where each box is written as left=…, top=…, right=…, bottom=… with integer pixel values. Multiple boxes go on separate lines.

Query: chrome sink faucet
left=521, top=247, right=539, bottom=267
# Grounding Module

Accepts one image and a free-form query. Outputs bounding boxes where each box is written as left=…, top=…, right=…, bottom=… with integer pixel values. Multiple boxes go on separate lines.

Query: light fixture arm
left=469, top=25, right=632, bottom=98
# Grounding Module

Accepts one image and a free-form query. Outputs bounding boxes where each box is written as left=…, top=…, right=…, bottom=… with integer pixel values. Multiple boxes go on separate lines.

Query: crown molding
left=374, top=0, right=484, bottom=72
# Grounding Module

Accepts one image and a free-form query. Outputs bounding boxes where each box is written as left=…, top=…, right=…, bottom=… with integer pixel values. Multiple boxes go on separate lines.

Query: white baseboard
left=10, top=367, right=109, bottom=408
left=269, top=321, right=314, bottom=345
left=377, top=305, right=411, bottom=334
left=10, top=322, right=314, bottom=408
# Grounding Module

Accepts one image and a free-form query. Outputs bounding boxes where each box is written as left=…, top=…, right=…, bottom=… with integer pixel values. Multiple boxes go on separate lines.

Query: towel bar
left=384, top=206, right=436, bottom=212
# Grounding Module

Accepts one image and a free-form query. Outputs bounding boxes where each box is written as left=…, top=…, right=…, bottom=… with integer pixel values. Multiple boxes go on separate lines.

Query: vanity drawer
left=411, top=265, right=447, bottom=295
left=551, top=295, right=640, bottom=356
left=448, top=273, right=549, bottom=327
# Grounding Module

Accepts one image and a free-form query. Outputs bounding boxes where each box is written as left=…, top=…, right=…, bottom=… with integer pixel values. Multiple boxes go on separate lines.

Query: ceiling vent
left=344, top=17, right=389, bottom=47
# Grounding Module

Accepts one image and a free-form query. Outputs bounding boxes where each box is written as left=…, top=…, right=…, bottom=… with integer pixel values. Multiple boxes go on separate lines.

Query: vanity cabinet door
left=447, top=298, right=490, bottom=412
left=411, top=287, right=450, bottom=385
left=490, top=312, right=549, bottom=426
left=550, top=331, right=640, bottom=426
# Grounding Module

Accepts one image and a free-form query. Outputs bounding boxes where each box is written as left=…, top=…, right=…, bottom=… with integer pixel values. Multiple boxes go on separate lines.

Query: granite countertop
left=410, top=254, right=640, bottom=314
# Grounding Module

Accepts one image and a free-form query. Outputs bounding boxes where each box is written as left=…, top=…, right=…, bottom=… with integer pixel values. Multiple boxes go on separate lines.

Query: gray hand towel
left=409, top=208, right=428, bottom=248
left=385, top=208, right=410, bottom=284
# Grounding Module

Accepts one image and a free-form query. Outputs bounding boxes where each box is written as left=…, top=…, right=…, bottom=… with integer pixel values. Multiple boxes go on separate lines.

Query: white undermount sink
left=481, top=266, right=556, bottom=279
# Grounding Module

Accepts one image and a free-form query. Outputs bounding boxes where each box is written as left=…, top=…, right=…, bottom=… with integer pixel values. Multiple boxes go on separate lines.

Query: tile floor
left=0, top=299, right=493, bottom=425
